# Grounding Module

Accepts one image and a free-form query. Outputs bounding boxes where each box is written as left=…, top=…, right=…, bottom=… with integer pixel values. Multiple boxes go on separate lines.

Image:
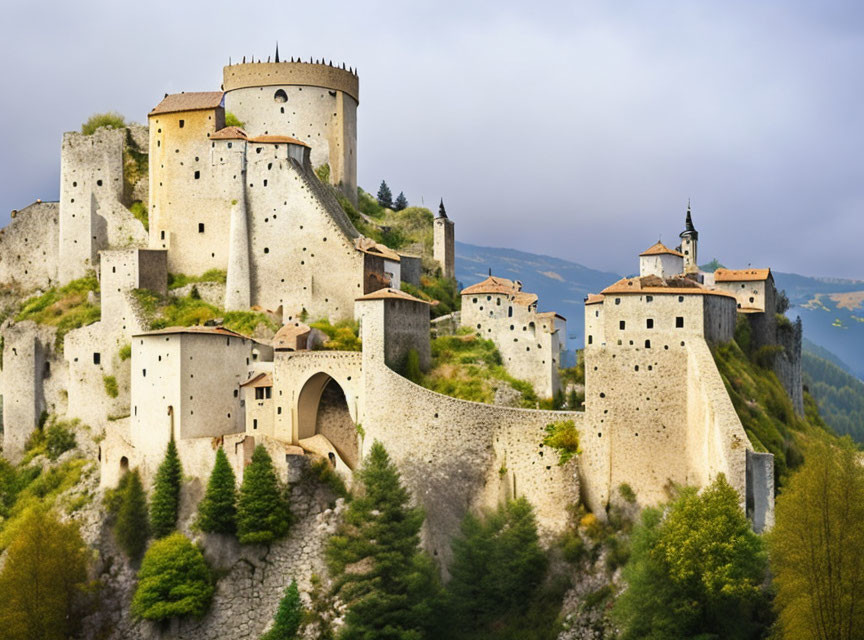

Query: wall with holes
left=0, top=202, right=59, bottom=292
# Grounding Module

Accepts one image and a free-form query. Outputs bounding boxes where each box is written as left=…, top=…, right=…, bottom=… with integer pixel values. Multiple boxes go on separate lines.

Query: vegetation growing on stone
left=401, top=274, right=460, bottom=318
left=236, top=445, right=291, bottom=544
left=149, top=437, right=183, bottom=538
left=118, top=342, right=132, bottom=361
left=81, top=111, right=126, bottom=135
left=769, top=440, right=864, bottom=639
left=613, top=475, right=770, bottom=639
left=131, top=532, right=214, bottom=620
left=128, top=201, right=149, bottom=230
left=22, top=415, right=78, bottom=462
left=167, top=269, right=228, bottom=290
left=112, top=469, right=150, bottom=560
left=225, top=111, right=245, bottom=128
left=132, top=288, right=276, bottom=335
left=542, top=420, right=581, bottom=465
left=326, top=441, right=442, bottom=640
left=196, top=447, right=237, bottom=535
left=308, top=318, right=362, bottom=351
left=0, top=508, right=90, bottom=640
left=15, top=274, right=100, bottom=347
left=314, top=163, right=330, bottom=184
left=261, top=580, right=303, bottom=640
left=445, top=497, right=551, bottom=639
left=103, top=374, right=119, bottom=398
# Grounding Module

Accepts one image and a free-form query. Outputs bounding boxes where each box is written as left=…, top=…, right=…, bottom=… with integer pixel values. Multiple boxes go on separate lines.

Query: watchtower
left=434, top=199, right=455, bottom=279
left=679, top=202, right=699, bottom=273
left=223, top=50, right=359, bottom=203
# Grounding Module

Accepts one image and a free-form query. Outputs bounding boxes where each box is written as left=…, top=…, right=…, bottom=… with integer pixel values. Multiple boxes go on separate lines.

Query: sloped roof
left=461, top=276, right=520, bottom=296
left=585, top=294, right=605, bottom=305
left=355, top=288, right=429, bottom=304
left=240, top=372, right=273, bottom=388
left=354, top=237, right=401, bottom=262
left=273, top=321, right=311, bottom=350
left=132, top=326, right=249, bottom=339
left=512, top=291, right=538, bottom=307
left=149, top=91, right=224, bottom=116
left=249, top=134, right=310, bottom=147
left=601, top=276, right=736, bottom=299
left=714, top=268, right=772, bottom=282
left=639, top=241, right=684, bottom=258
left=211, top=126, right=248, bottom=140
left=537, top=311, right=567, bottom=321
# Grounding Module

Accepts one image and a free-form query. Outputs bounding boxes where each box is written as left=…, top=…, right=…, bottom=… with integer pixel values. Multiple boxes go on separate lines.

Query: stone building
left=433, top=200, right=455, bottom=279
left=461, top=275, right=566, bottom=398
left=639, top=241, right=684, bottom=279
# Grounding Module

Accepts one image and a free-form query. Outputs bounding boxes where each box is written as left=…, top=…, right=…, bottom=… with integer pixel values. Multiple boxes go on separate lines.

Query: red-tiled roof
left=461, top=276, right=519, bottom=296
left=249, top=134, right=310, bottom=147
left=537, top=311, right=567, bottom=321
left=714, top=268, right=772, bottom=282
left=355, top=288, right=429, bottom=303
left=585, top=294, right=605, bottom=305
left=639, top=241, right=684, bottom=258
left=149, top=91, right=224, bottom=116
left=240, top=372, right=273, bottom=388
left=132, top=326, right=250, bottom=339
left=211, top=126, right=248, bottom=140
left=354, top=237, right=401, bottom=262
left=601, top=276, right=737, bottom=299
left=273, top=322, right=311, bottom=350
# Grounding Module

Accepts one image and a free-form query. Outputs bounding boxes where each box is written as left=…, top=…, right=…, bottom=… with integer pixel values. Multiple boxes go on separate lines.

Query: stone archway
left=297, top=373, right=358, bottom=469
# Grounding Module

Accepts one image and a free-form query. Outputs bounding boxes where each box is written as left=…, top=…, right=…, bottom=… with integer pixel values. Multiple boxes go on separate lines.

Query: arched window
left=274, top=89, right=288, bottom=103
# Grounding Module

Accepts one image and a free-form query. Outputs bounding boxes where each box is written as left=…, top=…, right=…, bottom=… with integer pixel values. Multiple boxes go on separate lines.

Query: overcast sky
left=2, top=0, right=863, bottom=278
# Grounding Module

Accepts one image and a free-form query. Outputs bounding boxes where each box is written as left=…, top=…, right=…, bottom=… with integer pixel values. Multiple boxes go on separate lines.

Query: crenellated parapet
left=223, top=59, right=359, bottom=103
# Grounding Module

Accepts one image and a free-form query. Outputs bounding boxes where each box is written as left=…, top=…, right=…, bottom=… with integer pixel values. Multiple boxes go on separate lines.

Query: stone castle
left=0, top=52, right=783, bottom=564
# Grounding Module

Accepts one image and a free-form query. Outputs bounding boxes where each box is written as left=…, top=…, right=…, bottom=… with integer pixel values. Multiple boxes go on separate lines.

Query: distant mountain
left=455, top=243, right=864, bottom=379
left=455, top=242, right=621, bottom=354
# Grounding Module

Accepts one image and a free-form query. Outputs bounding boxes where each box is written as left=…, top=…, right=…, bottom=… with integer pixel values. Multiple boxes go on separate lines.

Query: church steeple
left=438, top=198, right=448, bottom=219
left=681, top=199, right=698, bottom=240
left=274, top=42, right=280, bottom=63
left=679, top=200, right=699, bottom=273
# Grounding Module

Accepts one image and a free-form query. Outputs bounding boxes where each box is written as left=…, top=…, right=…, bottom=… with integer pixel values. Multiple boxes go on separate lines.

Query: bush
left=225, top=111, right=244, bottom=128
left=131, top=533, right=213, bottom=620
left=44, top=419, right=77, bottom=460
left=114, top=469, right=149, bottom=560
left=196, top=447, right=237, bottom=535
left=103, top=375, right=119, bottom=398
left=402, top=348, right=422, bottom=383
left=308, top=318, right=362, bottom=351
left=542, top=420, right=581, bottom=465
left=150, top=438, right=183, bottom=538
left=118, top=343, right=132, bottom=361
left=236, top=446, right=290, bottom=544
left=261, top=580, right=302, bottom=640
left=81, top=112, right=126, bottom=135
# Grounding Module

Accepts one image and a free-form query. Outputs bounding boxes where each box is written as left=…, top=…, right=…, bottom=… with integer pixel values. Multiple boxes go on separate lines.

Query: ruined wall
left=0, top=202, right=59, bottom=291
left=223, top=61, right=359, bottom=200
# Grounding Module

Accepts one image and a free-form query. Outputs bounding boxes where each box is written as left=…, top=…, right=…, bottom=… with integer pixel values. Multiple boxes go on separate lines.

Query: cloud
left=1, top=0, right=862, bottom=278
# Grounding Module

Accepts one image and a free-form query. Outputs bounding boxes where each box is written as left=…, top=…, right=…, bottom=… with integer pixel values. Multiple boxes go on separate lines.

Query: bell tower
left=434, top=199, right=455, bottom=279
left=679, top=201, right=699, bottom=274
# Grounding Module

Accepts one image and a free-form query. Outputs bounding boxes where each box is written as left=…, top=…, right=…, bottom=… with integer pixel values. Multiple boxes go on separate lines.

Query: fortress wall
left=685, top=339, right=751, bottom=499
left=149, top=109, right=232, bottom=275
left=223, top=62, right=358, bottom=199
left=0, top=323, right=47, bottom=460
left=0, top=202, right=59, bottom=292
left=702, top=294, right=737, bottom=344
left=245, top=149, right=364, bottom=320
left=377, top=298, right=431, bottom=371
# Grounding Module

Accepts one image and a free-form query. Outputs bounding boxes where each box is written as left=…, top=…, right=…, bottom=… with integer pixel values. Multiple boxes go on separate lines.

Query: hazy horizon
left=3, top=0, right=863, bottom=279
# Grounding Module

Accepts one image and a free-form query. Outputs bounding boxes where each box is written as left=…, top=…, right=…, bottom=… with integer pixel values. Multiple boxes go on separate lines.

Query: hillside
left=802, top=347, right=864, bottom=443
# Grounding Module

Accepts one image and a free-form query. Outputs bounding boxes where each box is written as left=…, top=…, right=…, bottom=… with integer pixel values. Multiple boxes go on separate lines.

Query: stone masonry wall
left=0, top=201, right=59, bottom=292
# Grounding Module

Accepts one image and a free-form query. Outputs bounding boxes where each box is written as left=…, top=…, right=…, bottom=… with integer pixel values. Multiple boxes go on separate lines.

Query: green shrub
left=113, top=469, right=149, bottom=560
left=129, top=201, right=148, bottom=230
left=315, top=163, right=330, bottom=184
left=261, top=580, right=302, bottom=640
left=308, top=319, right=361, bottom=351
left=542, top=420, right=581, bottom=465
left=196, top=447, right=237, bottom=535
left=225, top=112, right=244, bottom=128
left=15, top=275, right=100, bottom=349
left=237, top=446, right=291, bottom=544
left=618, top=483, right=636, bottom=503
left=81, top=112, right=126, bottom=135
left=306, top=458, right=349, bottom=500
left=118, top=343, right=132, bottom=361
left=561, top=530, right=586, bottom=564
left=402, top=348, right=422, bottom=383
left=103, top=375, right=119, bottom=398
left=44, top=419, right=77, bottom=460
left=131, top=533, right=214, bottom=620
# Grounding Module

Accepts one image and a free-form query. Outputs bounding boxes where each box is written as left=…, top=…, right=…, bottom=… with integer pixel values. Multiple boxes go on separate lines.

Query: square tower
left=434, top=200, right=455, bottom=280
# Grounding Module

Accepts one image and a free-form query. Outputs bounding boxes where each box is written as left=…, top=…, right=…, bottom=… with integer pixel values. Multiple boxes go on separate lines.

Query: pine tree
left=261, top=580, right=303, bottom=640
left=567, top=387, right=579, bottom=409
left=131, top=532, right=214, bottom=620
left=0, top=509, right=89, bottom=640
left=150, top=437, right=183, bottom=539
left=197, top=447, right=238, bottom=534
left=376, top=180, right=393, bottom=209
left=114, top=469, right=150, bottom=560
left=393, top=191, right=408, bottom=211
left=237, top=445, right=291, bottom=544
left=326, top=440, right=442, bottom=639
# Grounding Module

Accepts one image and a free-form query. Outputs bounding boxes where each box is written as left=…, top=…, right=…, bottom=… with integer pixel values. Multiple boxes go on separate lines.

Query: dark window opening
left=588, top=335, right=593, bottom=344
left=160, top=230, right=165, bottom=240
left=645, top=339, right=651, bottom=348
left=274, top=89, right=288, bottom=103
left=179, top=119, right=185, bottom=128
left=619, top=320, right=626, bottom=330
left=253, top=419, right=258, bottom=430
left=93, top=352, right=101, bottom=365
left=646, top=318, right=654, bottom=329
left=194, top=170, right=200, bottom=179
left=676, top=316, right=684, bottom=328
left=198, top=223, right=205, bottom=233
left=96, top=179, right=103, bottom=187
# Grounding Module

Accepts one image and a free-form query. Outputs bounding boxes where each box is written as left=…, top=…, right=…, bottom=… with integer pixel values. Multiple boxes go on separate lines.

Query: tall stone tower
left=679, top=202, right=699, bottom=274
left=434, top=199, right=455, bottom=279
left=222, top=52, right=358, bottom=203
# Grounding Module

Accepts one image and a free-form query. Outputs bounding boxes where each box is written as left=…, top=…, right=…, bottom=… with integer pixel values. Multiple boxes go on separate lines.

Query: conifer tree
left=150, top=437, right=183, bottom=538
left=0, top=509, right=89, bottom=640
left=237, top=445, right=291, bottom=544
left=568, top=387, right=579, bottom=409
left=326, top=440, right=442, bottom=639
left=394, top=191, right=408, bottom=211
left=197, top=447, right=238, bottom=534
left=114, top=469, right=150, bottom=560
left=376, top=180, right=393, bottom=209
left=261, top=580, right=303, bottom=640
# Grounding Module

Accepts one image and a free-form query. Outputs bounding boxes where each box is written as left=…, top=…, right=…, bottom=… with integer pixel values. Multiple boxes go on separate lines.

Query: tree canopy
left=113, top=469, right=150, bottom=560
left=261, top=580, right=303, bottom=640
left=376, top=181, right=393, bottom=209
left=236, top=445, right=291, bottom=544
left=81, top=112, right=127, bottom=135
left=150, top=437, right=183, bottom=538
left=197, top=446, right=238, bottom=534
left=770, top=440, right=864, bottom=640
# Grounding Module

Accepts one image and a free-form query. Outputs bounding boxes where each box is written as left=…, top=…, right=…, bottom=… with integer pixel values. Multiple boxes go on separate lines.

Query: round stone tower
left=222, top=54, right=358, bottom=202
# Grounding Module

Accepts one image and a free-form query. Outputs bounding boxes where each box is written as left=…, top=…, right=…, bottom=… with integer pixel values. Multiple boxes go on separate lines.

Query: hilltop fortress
left=0, top=53, right=784, bottom=563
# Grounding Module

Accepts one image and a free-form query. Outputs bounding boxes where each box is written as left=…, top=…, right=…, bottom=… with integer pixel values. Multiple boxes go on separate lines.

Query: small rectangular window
left=619, top=320, right=626, bottom=330
left=198, top=223, right=205, bottom=233
left=142, top=369, right=147, bottom=377
left=255, top=387, right=264, bottom=400
left=160, top=230, right=165, bottom=240
left=194, top=170, right=200, bottom=180
left=676, top=316, right=684, bottom=328
left=646, top=319, right=654, bottom=329
left=253, top=419, right=258, bottom=430
left=93, top=352, right=101, bottom=365
left=588, top=335, right=593, bottom=345
left=277, top=407, right=282, bottom=415
left=265, top=387, right=272, bottom=399
left=179, top=119, right=185, bottom=128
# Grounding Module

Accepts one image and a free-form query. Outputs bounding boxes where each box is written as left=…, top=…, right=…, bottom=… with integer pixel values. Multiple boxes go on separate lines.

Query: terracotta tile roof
left=513, top=291, right=538, bottom=307
left=211, top=126, right=248, bottom=140
left=714, top=268, right=772, bottom=282
left=354, top=237, right=401, bottom=262
left=132, top=325, right=249, bottom=339
left=601, top=276, right=737, bottom=300
left=249, top=134, right=310, bottom=147
left=240, top=372, right=273, bottom=388
left=585, top=294, right=605, bottom=305
left=461, top=276, right=520, bottom=296
left=355, top=288, right=430, bottom=304
left=537, top=311, right=567, bottom=321
left=273, top=321, right=311, bottom=350
left=639, top=241, right=684, bottom=258
left=149, top=91, right=224, bottom=116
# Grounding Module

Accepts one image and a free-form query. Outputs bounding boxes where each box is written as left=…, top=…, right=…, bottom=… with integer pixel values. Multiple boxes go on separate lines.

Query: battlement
left=223, top=60, right=359, bottom=103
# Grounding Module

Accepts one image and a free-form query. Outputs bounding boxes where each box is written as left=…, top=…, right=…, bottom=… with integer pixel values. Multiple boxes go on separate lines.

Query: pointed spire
left=680, top=198, right=698, bottom=240
left=488, top=267, right=492, bottom=276
left=242, top=55, right=246, bottom=63
left=438, top=198, right=448, bottom=219
left=275, top=42, right=280, bottom=63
